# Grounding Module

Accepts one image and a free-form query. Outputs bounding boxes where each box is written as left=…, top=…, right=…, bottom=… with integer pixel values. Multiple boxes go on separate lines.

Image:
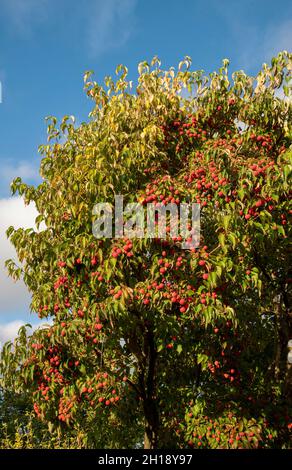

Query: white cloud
left=0, top=320, right=49, bottom=348
left=1, top=160, right=39, bottom=194
left=87, top=0, right=137, bottom=56
left=275, top=86, right=291, bottom=103
left=0, top=320, right=28, bottom=347
left=0, top=197, right=39, bottom=316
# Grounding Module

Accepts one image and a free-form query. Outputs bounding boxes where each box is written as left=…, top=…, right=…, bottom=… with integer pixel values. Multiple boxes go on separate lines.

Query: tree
left=0, top=384, right=81, bottom=449
left=1, top=52, right=291, bottom=449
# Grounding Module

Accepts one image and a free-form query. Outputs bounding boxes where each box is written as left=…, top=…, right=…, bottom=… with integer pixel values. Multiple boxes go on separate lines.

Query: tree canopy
left=1, top=52, right=292, bottom=449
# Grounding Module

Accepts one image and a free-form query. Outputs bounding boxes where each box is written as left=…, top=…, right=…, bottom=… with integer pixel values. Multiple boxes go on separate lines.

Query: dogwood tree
left=1, top=52, right=291, bottom=448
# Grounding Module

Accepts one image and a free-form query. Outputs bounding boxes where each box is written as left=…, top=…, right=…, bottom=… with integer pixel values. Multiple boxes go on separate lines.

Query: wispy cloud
left=211, top=1, right=292, bottom=70
left=238, top=18, right=292, bottom=69
left=1, top=0, right=49, bottom=36
left=1, top=0, right=137, bottom=55
left=0, top=159, right=40, bottom=198
left=263, top=19, right=292, bottom=60
left=87, top=0, right=137, bottom=57
left=1, top=160, right=39, bottom=182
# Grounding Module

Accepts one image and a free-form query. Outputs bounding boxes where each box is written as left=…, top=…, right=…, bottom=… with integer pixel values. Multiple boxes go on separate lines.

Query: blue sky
left=0, top=0, right=291, bottom=343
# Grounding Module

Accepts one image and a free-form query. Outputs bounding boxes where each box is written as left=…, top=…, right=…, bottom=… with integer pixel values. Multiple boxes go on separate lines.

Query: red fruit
left=94, top=323, right=103, bottom=331
left=105, top=400, right=110, bottom=406
left=202, top=273, right=209, bottom=280
left=199, top=260, right=206, bottom=266
left=214, top=328, right=219, bottom=334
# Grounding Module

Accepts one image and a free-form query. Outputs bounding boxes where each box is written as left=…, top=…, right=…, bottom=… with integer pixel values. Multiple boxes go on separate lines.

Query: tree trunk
left=143, top=325, right=159, bottom=449
left=127, top=317, right=160, bottom=449
left=143, top=398, right=159, bottom=449
left=274, top=293, right=291, bottom=382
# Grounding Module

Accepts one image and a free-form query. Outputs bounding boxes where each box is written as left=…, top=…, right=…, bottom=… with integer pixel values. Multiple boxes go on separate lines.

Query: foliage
left=1, top=52, right=292, bottom=448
